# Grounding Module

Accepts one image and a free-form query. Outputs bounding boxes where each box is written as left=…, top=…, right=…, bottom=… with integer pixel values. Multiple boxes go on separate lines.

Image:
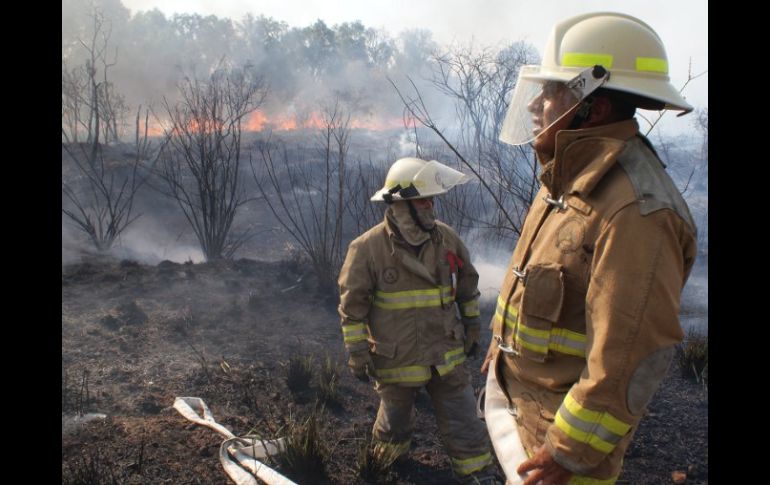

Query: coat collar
left=539, top=119, right=639, bottom=198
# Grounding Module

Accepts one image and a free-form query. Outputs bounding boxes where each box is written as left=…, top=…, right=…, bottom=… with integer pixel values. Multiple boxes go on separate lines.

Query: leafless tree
left=640, top=60, right=707, bottom=136
left=61, top=9, right=128, bottom=145
left=251, top=100, right=352, bottom=293
left=61, top=8, right=162, bottom=252
left=62, top=105, right=164, bottom=251
left=344, top=157, right=388, bottom=235
left=156, top=63, right=267, bottom=260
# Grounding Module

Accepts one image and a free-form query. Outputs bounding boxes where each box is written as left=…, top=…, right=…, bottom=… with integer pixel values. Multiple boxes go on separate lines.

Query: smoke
left=114, top=216, right=205, bottom=264
left=61, top=214, right=205, bottom=266
left=398, top=131, right=418, bottom=157
left=465, top=236, right=513, bottom=303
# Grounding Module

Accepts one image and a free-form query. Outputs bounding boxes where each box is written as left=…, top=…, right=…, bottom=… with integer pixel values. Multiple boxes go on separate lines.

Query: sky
left=121, top=0, right=708, bottom=137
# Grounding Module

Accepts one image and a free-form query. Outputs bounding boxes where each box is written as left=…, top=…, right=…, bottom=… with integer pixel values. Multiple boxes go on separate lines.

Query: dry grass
left=355, top=431, right=401, bottom=482
left=285, top=355, right=315, bottom=394
left=676, top=327, right=708, bottom=386
left=317, top=353, right=340, bottom=404
left=274, top=407, right=328, bottom=483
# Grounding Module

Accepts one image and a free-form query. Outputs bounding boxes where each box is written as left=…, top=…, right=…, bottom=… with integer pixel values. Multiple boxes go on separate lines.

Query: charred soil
left=62, top=258, right=707, bottom=484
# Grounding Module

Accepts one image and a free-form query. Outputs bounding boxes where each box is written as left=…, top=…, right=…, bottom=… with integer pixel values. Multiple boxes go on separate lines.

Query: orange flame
left=244, top=110, right=403, bottom=132
left=141, top=110, right=404, bottom=137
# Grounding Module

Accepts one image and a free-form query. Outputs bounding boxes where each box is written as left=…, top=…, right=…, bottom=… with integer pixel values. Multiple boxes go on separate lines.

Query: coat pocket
left=367, top=338, right=397, bottom=359
left=519, top=263, right=565, bottom=362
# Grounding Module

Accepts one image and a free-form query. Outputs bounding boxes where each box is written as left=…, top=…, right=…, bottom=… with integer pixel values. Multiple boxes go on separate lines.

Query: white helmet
left=500, top=12, right=694, bottom=146
left=370, top=157, right=471, bottom=202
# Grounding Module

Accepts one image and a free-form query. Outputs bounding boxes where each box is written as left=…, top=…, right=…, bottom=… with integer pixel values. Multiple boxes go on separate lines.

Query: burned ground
left=62, top=258, right=707, bottom=484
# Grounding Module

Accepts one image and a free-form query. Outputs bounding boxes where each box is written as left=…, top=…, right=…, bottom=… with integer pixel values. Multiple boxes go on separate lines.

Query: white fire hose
left=483, top=366, right=530, bottom=484
left=173, top=397, right=298, bottom=485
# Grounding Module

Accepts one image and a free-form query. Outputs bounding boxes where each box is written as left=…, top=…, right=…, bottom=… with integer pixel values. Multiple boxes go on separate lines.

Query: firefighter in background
left=338, top=157, right=499, bottom=484
left=481, top=12, right=698, bottom=484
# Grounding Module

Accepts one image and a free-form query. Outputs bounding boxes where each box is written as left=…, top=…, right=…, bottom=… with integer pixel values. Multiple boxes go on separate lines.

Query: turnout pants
left=372, top=364, right=493, bottom=478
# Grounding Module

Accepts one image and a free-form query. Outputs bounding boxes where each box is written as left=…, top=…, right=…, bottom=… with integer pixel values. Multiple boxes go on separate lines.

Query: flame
left=139, top=110, right=404, bottom=137
left=244, top=110, right=403, bottom=132
left=138, top=119, right=165, bottom=138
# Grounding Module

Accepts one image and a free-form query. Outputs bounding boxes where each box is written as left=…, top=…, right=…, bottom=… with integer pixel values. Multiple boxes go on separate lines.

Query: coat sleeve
left=338, top=238, right=375, bottom=353
left=454, top=236, right=482, bottom=324
left=544, top=205, right=697, bottom=474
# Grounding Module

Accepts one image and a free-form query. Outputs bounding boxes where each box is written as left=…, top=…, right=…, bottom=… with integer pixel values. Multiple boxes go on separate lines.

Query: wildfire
left=141, top=110, right=404, bottom=137
left=244, top=110, right=403, bottom=132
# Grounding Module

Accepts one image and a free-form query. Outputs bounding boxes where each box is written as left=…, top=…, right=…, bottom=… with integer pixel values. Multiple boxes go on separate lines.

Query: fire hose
left=481, top=365, right=530, bottom=484
left=173, top=396, right=298, bottom=485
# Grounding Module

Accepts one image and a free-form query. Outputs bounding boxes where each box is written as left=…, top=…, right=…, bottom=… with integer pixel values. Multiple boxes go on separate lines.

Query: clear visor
left=499, top=65, right=610, bottom=146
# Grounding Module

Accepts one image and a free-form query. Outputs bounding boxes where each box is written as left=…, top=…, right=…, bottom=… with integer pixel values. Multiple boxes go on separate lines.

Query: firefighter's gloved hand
left=348, top=350, right=375, bottom=382
left=464, top=324, right=481, bottom=357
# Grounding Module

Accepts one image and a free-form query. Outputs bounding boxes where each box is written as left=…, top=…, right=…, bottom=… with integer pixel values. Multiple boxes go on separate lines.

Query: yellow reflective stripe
left=373, top=439, right=411, bottom=457
left=635, top=57, right=667, bottom=73
left=495, top=295, right=518, bottom=329
left=374, top=299, right=443, bottom=310
left=375, top=365, right=431, bottom=384
left=562, top=52, right=614, bottom=68
left=563, top=394, right=631, bottom=436
left=436, top=347, right=466, bottom=376
left=555, top=394, right=632, bottom=454
left=516, top=335, right=549, bottom=354
left=549, top=328, right=587, bottom=357
left=450, top=452, right=493, bottom=476
left=376, top=287, right=452, bottom=298
left=342, top=323, right=368, bottom=343
left=460, top=300, right=480, bottom=317
left=385, top=179, right=426, bottom=189
left=517, top=324, right=549, bottom=339
left=555, top=412, right=614, bottom=453
left=568, top=474, right=619, bottom=485
left=374, top=287, right=454, bottom=310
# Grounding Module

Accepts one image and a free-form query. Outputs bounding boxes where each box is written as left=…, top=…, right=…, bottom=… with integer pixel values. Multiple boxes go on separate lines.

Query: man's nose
left=528, top=93, right=544, bottom=114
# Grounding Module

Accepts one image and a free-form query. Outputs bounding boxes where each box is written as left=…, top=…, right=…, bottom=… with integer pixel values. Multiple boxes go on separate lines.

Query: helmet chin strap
left=407, top=200, right=433, bottom=232
left=568, top=95, right=595, bottom=130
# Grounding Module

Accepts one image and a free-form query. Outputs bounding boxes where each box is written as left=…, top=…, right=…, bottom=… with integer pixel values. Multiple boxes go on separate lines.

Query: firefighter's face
left=411, top=197, right=434, bottom=210
left=528, top=81, right=579, bottom=156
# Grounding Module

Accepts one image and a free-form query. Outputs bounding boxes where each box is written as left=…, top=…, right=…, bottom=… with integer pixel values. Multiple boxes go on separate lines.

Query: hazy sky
left=120, top=0, right=708, bottom=136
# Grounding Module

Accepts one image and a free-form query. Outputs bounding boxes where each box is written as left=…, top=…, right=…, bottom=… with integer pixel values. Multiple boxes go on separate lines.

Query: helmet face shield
left=499, top=65, right=610, bottom=146
left=371, top=158, right=472, bottom=202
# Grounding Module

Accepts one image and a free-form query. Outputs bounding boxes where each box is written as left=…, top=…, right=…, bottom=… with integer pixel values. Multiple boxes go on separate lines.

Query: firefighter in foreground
left=338, top=157, right=499, bottom=484
left=481, top=12, right=698, bottom=485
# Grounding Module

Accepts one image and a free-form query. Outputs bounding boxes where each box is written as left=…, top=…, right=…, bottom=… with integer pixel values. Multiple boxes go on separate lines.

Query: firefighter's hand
left=464, top=324, right=480, bottom=357
left=517, top=445, right=572, bottom=485
left=348, top=350, right=374, bottom=382
left=480, top=342, right=496, bottom=374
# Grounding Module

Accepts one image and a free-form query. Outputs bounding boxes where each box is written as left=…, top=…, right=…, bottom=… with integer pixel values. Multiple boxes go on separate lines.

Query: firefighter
left=338, top=157, right=499, bottom=484
left=481, top=12, right=699, bottom=484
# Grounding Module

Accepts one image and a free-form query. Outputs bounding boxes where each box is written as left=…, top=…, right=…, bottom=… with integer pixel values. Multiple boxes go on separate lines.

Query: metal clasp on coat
left=543, top=194, right=567, bottom=210
left=507, top=402, right=518, bottom=417
left=512, top=265, right=527, bottom=283
left=495, top=335, right=520, bottom=356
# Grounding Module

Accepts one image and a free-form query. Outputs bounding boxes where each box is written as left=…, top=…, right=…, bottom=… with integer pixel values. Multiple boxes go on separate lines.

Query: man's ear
left=588, top=96, right=613, bottom=124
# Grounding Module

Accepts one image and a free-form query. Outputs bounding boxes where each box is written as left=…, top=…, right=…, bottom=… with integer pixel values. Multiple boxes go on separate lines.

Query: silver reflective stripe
left=549, top=332, right=587, bottom=356
left=557, top=406, right=624, bottom=446
left=516, top=329, right=549, bottom=348
left=495, top=297, right=518, bottom=329
left=555, top=394, right=631, bottom=454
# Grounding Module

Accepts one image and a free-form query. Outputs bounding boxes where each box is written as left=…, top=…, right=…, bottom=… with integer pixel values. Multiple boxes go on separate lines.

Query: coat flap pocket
left=521, top=263, right=564, bottom=323
left=368, top=338, right=397, bottom=359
